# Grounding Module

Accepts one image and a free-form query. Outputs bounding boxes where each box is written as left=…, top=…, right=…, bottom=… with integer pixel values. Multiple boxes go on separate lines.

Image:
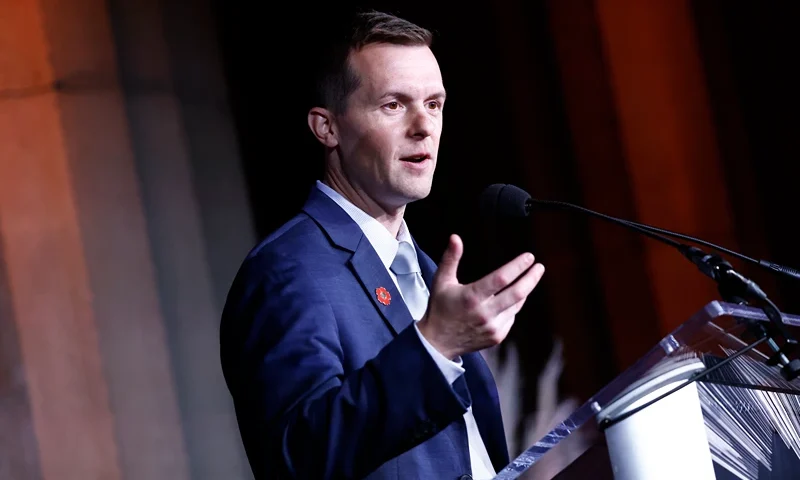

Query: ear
left=307, top=107, right=339, bottom=148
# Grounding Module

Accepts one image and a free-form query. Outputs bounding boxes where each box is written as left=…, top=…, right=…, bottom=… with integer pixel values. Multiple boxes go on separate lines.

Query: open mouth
left=400, top=154, right=431, bottom=163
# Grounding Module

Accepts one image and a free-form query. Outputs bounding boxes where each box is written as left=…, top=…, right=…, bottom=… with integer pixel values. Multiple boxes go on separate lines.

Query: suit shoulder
left=252, top=214, right=323, bottom=255
left=235, top=213, right=341, bottom=282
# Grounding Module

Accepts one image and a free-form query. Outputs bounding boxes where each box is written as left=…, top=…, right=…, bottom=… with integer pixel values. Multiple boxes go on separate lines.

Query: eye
left=426, top=101, right=441, bottom=110
left=384, top=101, right=400, bottom=110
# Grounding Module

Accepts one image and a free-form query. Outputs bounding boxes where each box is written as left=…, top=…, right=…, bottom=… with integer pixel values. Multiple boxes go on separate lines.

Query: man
left=220, top=10, right=545, bottom=480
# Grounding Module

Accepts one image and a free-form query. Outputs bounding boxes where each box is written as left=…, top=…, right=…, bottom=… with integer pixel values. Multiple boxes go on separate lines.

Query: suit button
left=459, top=475, right=473, bottom=480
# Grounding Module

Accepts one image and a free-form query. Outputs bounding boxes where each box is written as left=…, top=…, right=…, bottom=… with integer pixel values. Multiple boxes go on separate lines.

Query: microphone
left=480, top=183, right=799, bottom=379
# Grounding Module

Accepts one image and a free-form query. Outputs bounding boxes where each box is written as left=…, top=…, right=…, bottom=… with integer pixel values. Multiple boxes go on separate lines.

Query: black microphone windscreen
left=479, top=184, right=531, bottom=217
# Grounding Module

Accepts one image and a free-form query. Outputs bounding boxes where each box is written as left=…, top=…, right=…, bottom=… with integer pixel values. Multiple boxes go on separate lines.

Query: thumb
left=434, top=234, right=463, bottom=285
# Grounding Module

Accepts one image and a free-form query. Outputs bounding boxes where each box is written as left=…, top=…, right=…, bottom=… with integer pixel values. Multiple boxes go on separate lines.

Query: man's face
left=332, top=43, right=445, bottom=212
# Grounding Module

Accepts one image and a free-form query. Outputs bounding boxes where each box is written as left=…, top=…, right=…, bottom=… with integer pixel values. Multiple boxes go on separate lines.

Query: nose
left=408, top=108, right=435, bottom=139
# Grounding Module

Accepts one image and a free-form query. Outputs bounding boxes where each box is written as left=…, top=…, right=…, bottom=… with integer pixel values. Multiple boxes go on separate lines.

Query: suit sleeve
left=221, top=255, right=471, bottom=479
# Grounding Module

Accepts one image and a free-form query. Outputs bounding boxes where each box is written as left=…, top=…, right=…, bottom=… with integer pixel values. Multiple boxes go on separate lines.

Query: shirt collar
left=315, top=181, right=416, bottom=269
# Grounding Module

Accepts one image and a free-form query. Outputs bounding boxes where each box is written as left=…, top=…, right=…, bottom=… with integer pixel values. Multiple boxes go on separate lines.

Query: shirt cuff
left=414, top=322, right=465, bottom=384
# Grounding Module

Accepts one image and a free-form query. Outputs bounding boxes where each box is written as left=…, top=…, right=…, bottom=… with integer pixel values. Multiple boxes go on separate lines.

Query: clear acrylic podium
left=494, top=301, right=800, bottom=480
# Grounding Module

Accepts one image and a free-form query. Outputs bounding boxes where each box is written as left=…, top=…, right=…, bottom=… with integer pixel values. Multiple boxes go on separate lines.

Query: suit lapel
left=349, top=237, right=415, bottom=335
left=302, top=187, right=415, bottom=336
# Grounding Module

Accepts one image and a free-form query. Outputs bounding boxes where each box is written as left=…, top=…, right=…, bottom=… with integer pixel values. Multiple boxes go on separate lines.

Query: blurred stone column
left=0, top=0, right=190, bottom=478
left=107, top=0, right=255, bottom=478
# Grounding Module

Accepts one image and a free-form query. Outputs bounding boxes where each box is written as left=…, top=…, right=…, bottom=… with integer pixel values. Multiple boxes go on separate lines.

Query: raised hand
left=416, top=234, right=545, bottom=360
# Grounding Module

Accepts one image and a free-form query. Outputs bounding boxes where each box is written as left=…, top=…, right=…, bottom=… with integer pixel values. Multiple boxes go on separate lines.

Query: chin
left=402, top=186, right=433, bottom=203
left=383, top=186, right=430, bottom=209
left=383, top=177, right=433, bottom=204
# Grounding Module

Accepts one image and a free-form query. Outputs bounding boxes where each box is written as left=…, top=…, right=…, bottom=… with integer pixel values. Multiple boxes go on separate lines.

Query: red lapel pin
left=375, top=287, right=391, bottom=306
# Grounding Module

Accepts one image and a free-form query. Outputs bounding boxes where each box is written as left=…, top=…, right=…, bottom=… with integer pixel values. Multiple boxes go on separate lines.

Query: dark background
left=3, top=1, right=800, bottom=478
left=212, top=0, right=800, bottom=420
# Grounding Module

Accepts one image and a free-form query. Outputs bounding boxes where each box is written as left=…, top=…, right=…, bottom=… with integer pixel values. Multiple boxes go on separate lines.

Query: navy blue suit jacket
left=220, top=187, right=509, bottom=479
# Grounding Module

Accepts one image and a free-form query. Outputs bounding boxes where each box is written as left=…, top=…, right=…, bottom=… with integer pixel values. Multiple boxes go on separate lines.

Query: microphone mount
left=525, top=198, right=800, bottom=282
left=518, top=195, right=800, bottom=380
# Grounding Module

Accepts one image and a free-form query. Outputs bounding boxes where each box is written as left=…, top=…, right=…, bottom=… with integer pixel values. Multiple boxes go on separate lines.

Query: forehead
left=348, top=43, right=444, bottom=97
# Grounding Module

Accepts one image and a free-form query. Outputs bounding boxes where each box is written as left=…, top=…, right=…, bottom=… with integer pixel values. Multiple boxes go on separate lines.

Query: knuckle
left=484, top=324, right=500, bottom=342
left=511, top=288, right=527, bottom=303
left=495, top=272, right=511, bottom=288
left=463, top=291, right=481, bottom=310
left=476, top=310, right=493, bottom=326
left=483, top=322, right=496, bottom=335
left=490, top=329, right=505, bottom=344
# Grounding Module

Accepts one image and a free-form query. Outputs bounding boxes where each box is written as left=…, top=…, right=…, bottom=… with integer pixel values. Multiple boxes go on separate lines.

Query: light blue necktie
left=390, top=241, right=429, bottom=320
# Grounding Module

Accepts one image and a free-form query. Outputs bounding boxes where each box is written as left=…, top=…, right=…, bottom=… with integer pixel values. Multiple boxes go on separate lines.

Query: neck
left=322, top=171, right=405, bottom=238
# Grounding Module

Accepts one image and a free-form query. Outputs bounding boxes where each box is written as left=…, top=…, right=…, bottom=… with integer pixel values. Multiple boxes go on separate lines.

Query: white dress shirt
left=316, top=181, right=497, bottom=480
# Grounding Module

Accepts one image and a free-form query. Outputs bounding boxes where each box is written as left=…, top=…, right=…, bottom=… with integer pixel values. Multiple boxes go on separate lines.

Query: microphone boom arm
left=524, top=197, right=800, bottom=380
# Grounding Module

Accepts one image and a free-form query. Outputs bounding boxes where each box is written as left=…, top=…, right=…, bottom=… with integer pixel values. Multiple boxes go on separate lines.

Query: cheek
left=361, top=125, right=398, bottom=158
left=341, top=114, right=400, bottom=163
left=340, top=126, right=375, bottom=162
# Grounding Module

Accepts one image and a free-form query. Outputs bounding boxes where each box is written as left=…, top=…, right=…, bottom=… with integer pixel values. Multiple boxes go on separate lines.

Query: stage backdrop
left=2, top=0, right=798, bottom=478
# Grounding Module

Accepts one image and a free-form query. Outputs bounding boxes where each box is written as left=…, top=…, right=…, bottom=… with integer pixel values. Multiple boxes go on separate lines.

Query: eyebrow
left=378, top=90, right=447, bottom=102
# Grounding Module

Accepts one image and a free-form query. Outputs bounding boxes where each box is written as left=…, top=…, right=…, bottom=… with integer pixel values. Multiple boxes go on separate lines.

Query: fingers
left=434, top=234, right=464, bottom=285
left=483, top=302, right=521, bottom=345
left=494, top=315, right=516, bottom=343
left=486, top=263, right=545, bottom=316
left=471, top=252, right=536, bottom=299
left=507, top=297, right=527, bottom=316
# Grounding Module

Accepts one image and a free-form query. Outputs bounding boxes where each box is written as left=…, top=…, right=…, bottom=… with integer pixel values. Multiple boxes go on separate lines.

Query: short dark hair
left=314, top=10, right=433, bottom=113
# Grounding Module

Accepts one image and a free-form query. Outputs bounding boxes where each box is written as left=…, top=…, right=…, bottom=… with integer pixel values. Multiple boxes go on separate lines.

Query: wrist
left=417, top=318, right=459, bottom=360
